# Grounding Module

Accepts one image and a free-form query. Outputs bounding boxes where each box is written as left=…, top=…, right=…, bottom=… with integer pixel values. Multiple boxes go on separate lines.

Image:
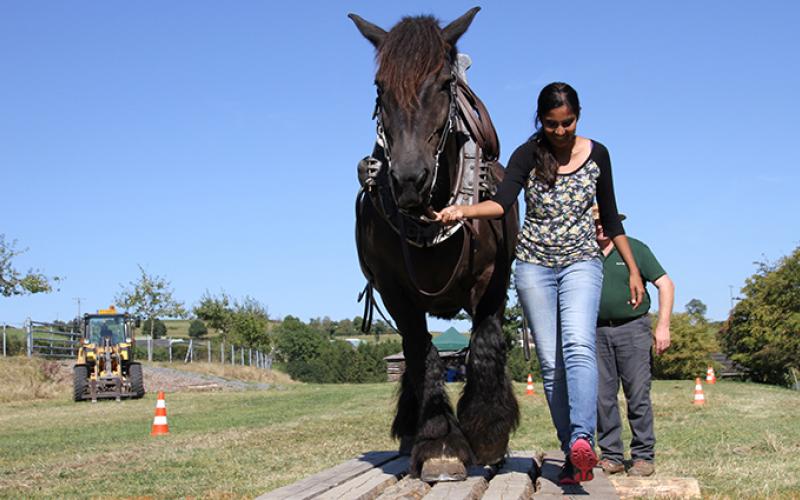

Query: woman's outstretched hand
left=433, top=205, right=466, bottom=225
left=629, top=273, right=645, bottom=309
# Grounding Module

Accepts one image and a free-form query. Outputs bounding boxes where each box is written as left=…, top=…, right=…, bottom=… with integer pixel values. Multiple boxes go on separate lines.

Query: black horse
left=350, top=8, right=520, bottom=481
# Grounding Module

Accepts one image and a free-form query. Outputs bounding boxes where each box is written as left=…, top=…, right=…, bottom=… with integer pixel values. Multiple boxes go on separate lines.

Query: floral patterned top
left=492, top=139, right=625, bottom=267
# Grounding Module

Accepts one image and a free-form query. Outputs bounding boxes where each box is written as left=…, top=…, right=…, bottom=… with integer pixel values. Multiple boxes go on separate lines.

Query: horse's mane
left=376, top=16, right=453, bottom=114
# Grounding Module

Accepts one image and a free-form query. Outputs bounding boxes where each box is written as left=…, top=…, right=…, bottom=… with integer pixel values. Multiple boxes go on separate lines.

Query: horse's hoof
left=472, top=442, right=508, bottom=467
left=420, top=457, right=467, bottom=482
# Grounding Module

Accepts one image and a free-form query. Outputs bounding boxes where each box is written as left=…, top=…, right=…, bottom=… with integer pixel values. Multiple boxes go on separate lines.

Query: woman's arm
left=434, top=141, right=535, bottom=224
left=434, top=200, right=504, bottom=223
left=612, top=235, right=645, bottom=309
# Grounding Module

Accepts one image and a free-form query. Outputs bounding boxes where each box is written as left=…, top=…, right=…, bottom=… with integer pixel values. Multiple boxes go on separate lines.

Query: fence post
left=148, top=337, right=153, bottom=362
left=231, top=345, right=234, bottom=364
left=2, top=324, right=6, bottom=357
left=208, top=340, right=211, bottom=363
left=240, top=347, right=244, bottom=366
left=185, top=339, right=193, bottom=363
left=221, top=341, right=224, bottom=364
left=249, top=348, right=252, bottom=366
left=26, top=318, right=32, bottom=357
left=169, top=342, right=173, bottom=363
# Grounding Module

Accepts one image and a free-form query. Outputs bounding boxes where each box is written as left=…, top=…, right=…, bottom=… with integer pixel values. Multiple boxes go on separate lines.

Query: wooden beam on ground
left=534, top=450, right=619, bottom=499
left=257, top=451, right=399, bottom=500
left=481, top=453, right=536, bottom=500
left=609, top=476, right=701, bottom=499
left=315, top=456, right=409, bottom=500
left=374, top=476, right=431, bottom=499
left=423, top=465, right=494, bottom=500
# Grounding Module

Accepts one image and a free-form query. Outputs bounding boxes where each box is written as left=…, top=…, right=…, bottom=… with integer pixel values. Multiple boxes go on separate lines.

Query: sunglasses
left=542, top=117, right=576, bottom=129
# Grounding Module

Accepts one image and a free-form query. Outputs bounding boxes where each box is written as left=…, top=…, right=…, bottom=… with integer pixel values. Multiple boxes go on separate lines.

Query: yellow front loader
left=73, top=306, right=145, bottom=402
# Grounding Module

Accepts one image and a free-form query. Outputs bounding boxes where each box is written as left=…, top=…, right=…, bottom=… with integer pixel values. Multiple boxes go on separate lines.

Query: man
left=593, top=205, right=674, bottom=477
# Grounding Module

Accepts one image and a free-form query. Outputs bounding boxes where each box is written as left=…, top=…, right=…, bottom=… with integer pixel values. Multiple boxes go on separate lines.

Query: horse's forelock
left=376, top=16, right=452, bottom=114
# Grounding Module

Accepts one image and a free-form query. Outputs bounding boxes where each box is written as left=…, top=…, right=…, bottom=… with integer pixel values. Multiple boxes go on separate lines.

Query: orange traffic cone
left=151, top=391, right=169, bottom=435
left=706, top=366, right=717, bottom=384
left=526, top=374, right=535, bottom=396
left=692, top=377, right=705, bottom=405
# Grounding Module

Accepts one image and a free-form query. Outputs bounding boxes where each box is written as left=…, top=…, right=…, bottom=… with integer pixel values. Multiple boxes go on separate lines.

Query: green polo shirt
left=598, top=237, right=666, bottom=322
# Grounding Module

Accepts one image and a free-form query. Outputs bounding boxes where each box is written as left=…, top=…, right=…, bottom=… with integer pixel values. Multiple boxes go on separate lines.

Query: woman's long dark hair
left=530, top=82, right=581, bottom=188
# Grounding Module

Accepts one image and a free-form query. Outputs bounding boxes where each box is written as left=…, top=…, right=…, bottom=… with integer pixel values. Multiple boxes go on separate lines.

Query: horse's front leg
left=385, top=295, right=472, bottom=481
left=457, top=280, right=520, bottom=465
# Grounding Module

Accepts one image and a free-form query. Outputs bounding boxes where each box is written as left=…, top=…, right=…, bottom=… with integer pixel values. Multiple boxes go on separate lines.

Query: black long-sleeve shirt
left=492, top=139, right=625, bottom=267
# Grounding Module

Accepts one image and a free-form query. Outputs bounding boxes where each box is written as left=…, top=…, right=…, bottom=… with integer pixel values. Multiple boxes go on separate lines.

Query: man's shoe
left=598, top=458, right=625, bottom=475
left=627, top=459, right=655, bottom=477
left=569, top=438, right=598, bottom=482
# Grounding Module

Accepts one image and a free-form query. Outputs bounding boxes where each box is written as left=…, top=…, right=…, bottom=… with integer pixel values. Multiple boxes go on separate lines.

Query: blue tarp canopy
left=433, top=327, right=469, bottom=352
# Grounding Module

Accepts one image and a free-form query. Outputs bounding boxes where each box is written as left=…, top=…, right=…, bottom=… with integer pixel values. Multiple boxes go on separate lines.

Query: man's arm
left=652, top=274, right=675, bottom=355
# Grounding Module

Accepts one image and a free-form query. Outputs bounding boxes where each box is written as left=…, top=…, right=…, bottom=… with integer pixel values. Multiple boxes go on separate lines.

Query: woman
left=435, top=82, right=644, bottom=484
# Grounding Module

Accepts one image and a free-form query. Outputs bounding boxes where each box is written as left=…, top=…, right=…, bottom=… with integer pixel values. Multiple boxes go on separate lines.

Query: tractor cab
left=85, top=314, right=128, bottom=346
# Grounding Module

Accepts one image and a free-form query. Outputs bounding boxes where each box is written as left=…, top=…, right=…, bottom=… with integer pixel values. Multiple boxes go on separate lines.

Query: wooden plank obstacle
left=258, top=450, right=629, bottom=500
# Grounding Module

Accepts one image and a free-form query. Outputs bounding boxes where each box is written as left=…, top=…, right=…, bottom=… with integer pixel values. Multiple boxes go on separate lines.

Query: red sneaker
left=557, top=460, right=578, bottom=485
left=569, top=438, right=598, bottom=483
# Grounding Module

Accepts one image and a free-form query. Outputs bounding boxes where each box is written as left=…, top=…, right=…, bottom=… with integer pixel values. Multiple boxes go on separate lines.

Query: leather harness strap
left=456, top=78, right=499, bottom=162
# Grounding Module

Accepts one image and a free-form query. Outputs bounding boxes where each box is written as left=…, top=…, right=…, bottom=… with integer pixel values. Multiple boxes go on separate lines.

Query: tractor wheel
left=129, top=363, right=145, bottom=398
left=73, top=365, right=88, bottom=402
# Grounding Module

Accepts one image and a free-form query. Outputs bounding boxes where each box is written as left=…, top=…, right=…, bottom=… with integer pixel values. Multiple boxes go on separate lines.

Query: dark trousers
left=596, top=315, right=655, bottom=462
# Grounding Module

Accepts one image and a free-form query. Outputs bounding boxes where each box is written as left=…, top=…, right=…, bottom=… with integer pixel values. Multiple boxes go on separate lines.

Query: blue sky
left=1, top=1, right=798, bottom=330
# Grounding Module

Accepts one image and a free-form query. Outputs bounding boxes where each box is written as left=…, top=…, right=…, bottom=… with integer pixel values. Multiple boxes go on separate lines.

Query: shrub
left=652, top=313, right=718, bottom=379
left=188, top=319, right=208, bottom=339
left=506, top=346, right=541, bottom=382
left=140, top=318, right=167, bottom=339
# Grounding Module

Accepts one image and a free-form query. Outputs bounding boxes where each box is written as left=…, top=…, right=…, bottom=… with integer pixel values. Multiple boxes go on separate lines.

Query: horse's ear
left=441, top=7, right=480, bottom=47
left=348, top=13, right=387, bottom=49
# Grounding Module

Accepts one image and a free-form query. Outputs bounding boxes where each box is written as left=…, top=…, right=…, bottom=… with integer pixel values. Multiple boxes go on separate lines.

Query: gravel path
left=144, top=366, right=272, bottom=392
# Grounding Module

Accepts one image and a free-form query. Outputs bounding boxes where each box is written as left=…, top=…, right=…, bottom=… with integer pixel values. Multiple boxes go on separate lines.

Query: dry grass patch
left=0, top=356, right=71, bottom=403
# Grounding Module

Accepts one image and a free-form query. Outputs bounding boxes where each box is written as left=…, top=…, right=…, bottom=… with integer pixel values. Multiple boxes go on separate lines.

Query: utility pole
left=72, top=297, right=86, bottom=334
left=728, top=285, right=742, bottom=310
left=73, top=297, right=86, bottom=319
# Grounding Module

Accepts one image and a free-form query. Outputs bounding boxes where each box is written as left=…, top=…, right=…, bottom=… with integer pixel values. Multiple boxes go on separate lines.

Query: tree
left=115, top=265, right=187, bottom=339
left=188, top=319, right=208, bottom=339
left=228, top=296, right=271, bottom=349
left=194, top=291, right=234, bottom=338
left=273, top=315, right=327, bottom=364
left=308, top=316, right=336, bottom=337
left=685, top=298, right=708, bottom=324
left=720, top=247, right=800, bottom=385
left=140, top=318, right=168, bottom=339
left=0, top=234, right=60, bottom=296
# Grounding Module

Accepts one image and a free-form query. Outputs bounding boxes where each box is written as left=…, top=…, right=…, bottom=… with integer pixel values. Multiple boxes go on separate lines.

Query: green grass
left=1, top=379, right=799, bottom=498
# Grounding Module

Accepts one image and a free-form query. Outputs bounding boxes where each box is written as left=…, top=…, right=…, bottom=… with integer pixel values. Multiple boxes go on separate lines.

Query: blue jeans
left=515, top=258, right=603, bottom=454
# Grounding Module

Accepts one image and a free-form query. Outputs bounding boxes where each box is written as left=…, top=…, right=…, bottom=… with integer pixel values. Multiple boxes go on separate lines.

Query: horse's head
left=350, top=8, right=480, bottom=215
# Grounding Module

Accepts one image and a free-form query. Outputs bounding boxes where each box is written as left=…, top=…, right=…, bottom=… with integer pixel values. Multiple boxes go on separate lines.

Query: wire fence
left=1, top=320, right=272, bottom=370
